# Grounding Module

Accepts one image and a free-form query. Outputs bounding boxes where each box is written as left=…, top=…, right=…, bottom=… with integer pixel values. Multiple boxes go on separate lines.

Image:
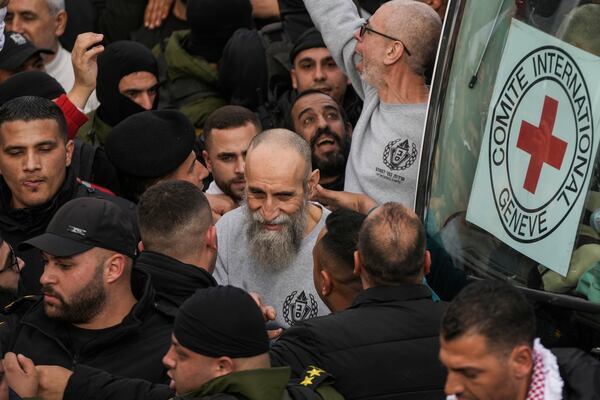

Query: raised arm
left=302, top=0, right=365, bottom=97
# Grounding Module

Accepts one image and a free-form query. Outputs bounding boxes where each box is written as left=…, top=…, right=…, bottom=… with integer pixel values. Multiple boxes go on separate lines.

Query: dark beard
left=310, top=127, right=349, bottom=179
left=42, top=262, right=107, bottom=324
left=245, top=199, right=308, bottom=268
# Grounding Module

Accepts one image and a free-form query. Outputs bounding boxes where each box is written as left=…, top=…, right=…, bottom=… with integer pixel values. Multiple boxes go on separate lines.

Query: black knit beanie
left=289, top=28, right=326, bottom=64
left=0, top=71, right=64, bottom=104
left=174, top=286, right=270, bottom=358
left=105, top=110, right=195, bottom=179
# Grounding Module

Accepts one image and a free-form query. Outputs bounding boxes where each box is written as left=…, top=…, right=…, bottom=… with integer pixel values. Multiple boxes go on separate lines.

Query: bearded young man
left=290, top=89, right=352, bottom=191
left=0, top=197, right=172, bottom=390
left=214, top=129, right=329, bottom=328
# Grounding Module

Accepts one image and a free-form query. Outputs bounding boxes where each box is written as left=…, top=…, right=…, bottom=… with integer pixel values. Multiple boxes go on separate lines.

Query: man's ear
left=290, top=68, right=298, bottom=90
left=384, top=41, right=407, bottom=66
left=105, top=253, right=127, bottom=284
left=509, top=345, right=534, bottom=380
left=215, top=356, right=235, bottom=377
left=54, top=10, right=68, bottom=37
left=345, top=122, right=353, bottom=138
left=309, top=169, right=320, bottom=193
left=202, top=150, right=213, bottom=173
left=423, top=250, right=431, bottom=275
left=320, top=270, right=333, bottom=297
left=353, top=250, right=362, bottom=277
left=205, top=225, right=218, bottom=252
left=138, top=241, right=145, bottom=253
left=65, top=139, right=74, bottom=167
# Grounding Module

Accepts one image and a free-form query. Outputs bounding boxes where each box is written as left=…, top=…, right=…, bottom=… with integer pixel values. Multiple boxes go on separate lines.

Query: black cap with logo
left=0, top=32, right=53, bottom=70
left=19, top=198, right=137, bottom=258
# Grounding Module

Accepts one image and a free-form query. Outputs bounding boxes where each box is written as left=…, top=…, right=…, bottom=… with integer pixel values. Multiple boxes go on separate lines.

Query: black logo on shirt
left=383, top=138, right=418, bottom=171
left=283, top=291, right=318, bottom=326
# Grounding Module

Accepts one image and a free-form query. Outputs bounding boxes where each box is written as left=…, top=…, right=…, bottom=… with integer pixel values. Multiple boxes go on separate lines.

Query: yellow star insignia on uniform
left=300, top=376, right=315, bottom=387
left=307, top=367, right=324, bottom=377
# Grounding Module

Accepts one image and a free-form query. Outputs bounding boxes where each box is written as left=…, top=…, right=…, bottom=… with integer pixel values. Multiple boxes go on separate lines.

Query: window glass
left=424, top=0, right=600, bottom=313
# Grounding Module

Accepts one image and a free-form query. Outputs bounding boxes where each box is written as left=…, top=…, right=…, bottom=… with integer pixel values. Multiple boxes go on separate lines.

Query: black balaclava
left=185, top=0, right=253, bottom=63
left=0, top=71, right=65, bottom=104
left=96, top=41, right=159, bottom=127
left=174, top=286, right=270, bottom=358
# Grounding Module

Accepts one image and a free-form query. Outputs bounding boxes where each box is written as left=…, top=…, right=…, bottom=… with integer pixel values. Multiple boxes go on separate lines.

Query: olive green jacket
left=172, top=367, right=290, bottom=400
left=157, top=30, right=228, bottom=132
left=76, top=110, right=113, bottom=148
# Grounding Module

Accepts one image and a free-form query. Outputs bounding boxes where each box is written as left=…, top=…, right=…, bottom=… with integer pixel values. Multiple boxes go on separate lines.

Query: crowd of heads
left=0, top=0, right=594, bottom=399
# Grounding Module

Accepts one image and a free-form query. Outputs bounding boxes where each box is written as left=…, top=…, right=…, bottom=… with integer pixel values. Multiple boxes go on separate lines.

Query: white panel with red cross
left=466, top=19, right=600, bottom=276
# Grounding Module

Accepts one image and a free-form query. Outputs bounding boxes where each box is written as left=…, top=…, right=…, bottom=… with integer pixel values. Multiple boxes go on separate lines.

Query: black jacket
left=270, top=284, right=448, bottom=400
left=135, top=251, right=217, bottom=315
left=553, top=348, right=600, bottom=399
left=0, top=168, right=136, bottom=298
left=0, top=269, right=172, bottom=383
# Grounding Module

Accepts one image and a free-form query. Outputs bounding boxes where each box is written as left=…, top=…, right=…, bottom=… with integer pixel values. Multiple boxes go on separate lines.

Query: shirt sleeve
left=54, top=94, right=89, bottom=141
left=302, top=0, right=367, bottom=99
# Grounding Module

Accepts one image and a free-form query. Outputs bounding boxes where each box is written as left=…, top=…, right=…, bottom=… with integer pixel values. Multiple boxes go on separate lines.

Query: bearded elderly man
left=215, top=129, right=329, bottom=328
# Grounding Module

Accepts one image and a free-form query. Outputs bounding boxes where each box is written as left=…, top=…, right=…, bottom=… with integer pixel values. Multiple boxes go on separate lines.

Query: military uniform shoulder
left=287, top=366, right=344, bottom=400
left=3, top=295, right=40, bottom=315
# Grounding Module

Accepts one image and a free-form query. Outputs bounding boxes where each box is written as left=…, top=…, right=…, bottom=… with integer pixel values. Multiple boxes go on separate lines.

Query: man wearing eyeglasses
left=0, top=237, right=23, bottom=308
left=302, top=0, right=441, bottom=208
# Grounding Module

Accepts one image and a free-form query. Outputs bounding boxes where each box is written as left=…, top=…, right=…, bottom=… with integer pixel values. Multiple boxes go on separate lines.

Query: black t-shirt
left=67, top=324, right=121, bottom=358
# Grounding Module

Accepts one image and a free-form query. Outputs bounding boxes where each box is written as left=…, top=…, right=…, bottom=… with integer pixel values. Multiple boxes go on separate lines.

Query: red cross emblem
left=516, top=96, right=568, bottom=194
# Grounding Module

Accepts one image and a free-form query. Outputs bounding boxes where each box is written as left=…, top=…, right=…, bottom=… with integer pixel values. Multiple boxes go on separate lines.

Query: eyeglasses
left=359, top=20, right=412, bottom=57
left=0, top=244, right=19, bottom=274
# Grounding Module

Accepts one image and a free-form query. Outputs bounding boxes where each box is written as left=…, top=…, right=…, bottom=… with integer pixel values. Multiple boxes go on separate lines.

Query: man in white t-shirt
left=6, top=0, right=98, bottom=111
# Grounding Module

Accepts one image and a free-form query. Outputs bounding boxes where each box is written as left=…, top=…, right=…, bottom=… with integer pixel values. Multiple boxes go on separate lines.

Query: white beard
left=0, top=7, right=7, bottom=52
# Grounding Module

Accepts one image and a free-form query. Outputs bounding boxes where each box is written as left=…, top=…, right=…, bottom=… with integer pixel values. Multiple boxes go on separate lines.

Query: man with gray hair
left=303, top=0, right=442, bottom=207
left=6, top=0, right=98, bottom=110
left=215, top=129, right=329, bottom=328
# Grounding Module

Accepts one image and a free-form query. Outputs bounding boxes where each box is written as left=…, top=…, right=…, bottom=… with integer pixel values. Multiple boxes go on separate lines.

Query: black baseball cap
left=0, top=32, right=53, bottom=70
left=19, top=198, right=137, bottom=258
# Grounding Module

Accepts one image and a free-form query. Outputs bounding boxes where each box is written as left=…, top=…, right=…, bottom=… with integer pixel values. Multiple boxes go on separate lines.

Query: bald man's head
left=247, top=128, right=313, bottom=183
left=358, top=202, right=427, bottom=285
left=377, top=0, right=442, bottom=75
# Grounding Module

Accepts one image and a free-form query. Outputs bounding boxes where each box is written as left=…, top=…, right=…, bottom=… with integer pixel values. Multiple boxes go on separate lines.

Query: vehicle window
left=423, top=0, right=600, bottom=320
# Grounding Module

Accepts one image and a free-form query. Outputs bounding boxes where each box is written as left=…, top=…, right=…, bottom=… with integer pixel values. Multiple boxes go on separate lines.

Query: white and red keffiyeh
left=526, top=339, right=564, bottom=400
left=526, top=345, right=545, bottom=400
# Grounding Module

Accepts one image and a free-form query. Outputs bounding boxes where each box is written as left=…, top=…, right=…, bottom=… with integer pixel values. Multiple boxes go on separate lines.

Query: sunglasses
left=0, top=243, right=19, bottom=274
left=359, top=20, right=412, bottom=57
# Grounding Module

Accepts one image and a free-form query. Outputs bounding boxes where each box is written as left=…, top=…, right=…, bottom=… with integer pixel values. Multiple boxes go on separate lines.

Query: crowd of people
left=0, top=0, right=597, bottom=399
